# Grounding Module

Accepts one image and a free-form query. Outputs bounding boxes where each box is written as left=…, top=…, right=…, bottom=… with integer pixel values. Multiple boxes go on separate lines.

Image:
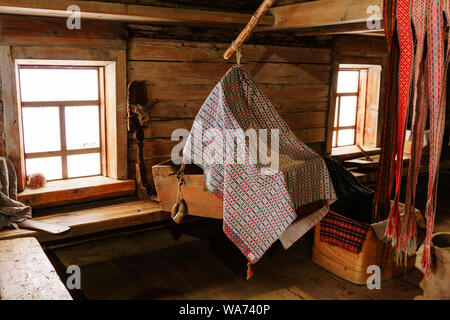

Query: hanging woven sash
left=385, top=0, right=415, bottom=252
left=421, top=0, right=446, bottom=276
left=400, top=0, right=429, bottom=260
left=373, top=0, right=399, bottom=223
left=375, top=0, right=447, bottom=276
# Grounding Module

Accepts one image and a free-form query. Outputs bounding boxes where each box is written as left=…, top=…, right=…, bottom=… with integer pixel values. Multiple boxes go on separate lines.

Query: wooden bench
left=0, top=237, right=72, bottom=300
left=0, top=200, right=168, bottom=243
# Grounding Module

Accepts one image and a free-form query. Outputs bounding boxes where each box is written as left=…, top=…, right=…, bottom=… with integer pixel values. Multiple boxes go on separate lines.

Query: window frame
left=0, top=45, right=127, bottom=191
left=332, top=67, right=366, bottom=148
left=18, top=65, right=106, bottom=181
left=326, top=60, right=383, bottom=155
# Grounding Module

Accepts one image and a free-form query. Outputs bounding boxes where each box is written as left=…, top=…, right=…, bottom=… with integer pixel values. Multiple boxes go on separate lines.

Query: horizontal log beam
left=294, top=22, right=384, bottom=37
left=258, top=0, right=383, bottom=32
left=0, top=0, right=273, bottom=26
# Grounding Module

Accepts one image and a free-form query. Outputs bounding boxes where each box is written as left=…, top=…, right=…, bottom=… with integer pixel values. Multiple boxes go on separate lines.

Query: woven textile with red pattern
left=386, top=0, right=414, bottom=259
left=319, top=211, right=370, bottom=254
left=373, top=0, right=398, bottom=223
left=375, top=0, right=448, bottom=276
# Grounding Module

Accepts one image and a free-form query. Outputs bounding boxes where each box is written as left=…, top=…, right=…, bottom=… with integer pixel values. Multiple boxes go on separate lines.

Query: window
left=332, top=64, right=382, bottom=148
left=17, top=66, right=105, bottom=181
left=1, top=46, right=127, bottom=193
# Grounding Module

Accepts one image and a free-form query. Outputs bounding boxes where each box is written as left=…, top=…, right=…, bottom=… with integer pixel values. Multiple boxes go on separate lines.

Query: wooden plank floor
left=76, top=234, right=423, bottom=300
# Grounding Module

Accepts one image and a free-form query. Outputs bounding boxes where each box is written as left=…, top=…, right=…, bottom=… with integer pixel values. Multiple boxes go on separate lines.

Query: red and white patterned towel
left=183, top=65, right=336, bottom=263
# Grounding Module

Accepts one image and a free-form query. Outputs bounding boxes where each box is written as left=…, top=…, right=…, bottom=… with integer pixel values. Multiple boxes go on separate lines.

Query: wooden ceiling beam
left=294, top=22, right=385, bottom=37
left=0, top=0, right=274, bottom=26
left=258, top=0, right=383, bottom=32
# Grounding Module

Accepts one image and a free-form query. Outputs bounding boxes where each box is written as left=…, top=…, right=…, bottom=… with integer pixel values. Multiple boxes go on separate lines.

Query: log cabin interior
left=0, top=0, right=449, bottom=304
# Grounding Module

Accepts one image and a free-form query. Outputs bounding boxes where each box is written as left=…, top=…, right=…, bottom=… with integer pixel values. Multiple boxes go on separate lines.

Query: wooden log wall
left=126, top=37, right=332, bottom=185
left=0, top=14, right=333, bottom=191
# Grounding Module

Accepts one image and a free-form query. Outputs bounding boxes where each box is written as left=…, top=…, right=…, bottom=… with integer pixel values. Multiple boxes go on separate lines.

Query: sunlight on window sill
left=331, top=145, right=380, bottom=162
left=18, top=176, right=135, bottom=209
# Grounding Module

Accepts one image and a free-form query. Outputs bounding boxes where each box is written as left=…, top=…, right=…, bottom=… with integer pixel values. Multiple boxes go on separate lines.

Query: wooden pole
left=223, top=0, right=276, bottom=60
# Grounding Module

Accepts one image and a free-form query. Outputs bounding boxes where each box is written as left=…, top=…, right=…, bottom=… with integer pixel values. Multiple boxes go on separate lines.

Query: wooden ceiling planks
left=0, top=0, right=385, bottom=37
left=0, top=0, right=273, bottom=26
left=76, top=0, right=267, bottom=13
left=259, top=0, right=384, bottom=34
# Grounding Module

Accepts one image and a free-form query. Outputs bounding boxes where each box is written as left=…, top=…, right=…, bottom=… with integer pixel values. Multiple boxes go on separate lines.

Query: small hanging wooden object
left=171, top=161, right=188, bottom=224
left=223, top=0, right=276, bottom=60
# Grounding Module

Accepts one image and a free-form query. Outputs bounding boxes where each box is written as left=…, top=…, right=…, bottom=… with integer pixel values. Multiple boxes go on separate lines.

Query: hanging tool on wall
left=127, top=81, right=159, bottom=199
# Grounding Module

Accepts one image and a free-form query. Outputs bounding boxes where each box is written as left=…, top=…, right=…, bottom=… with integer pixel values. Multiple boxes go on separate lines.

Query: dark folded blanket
left=324, top=156, right=374, bottom=224
left=319, top=157, right=374, bottom=253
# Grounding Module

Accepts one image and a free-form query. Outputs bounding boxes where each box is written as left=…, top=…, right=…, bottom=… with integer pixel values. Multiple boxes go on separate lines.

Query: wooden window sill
left=18, top=176, right=136, bottom=209
left=330, top=145, right=380, bottom=162
left=0, top=200, right=167, bottom=243
left=348, top=158, right=450, bottom=185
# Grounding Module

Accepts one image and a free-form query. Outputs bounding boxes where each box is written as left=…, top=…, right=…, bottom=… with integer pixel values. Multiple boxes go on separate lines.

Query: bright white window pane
left=65, top=106, right=100, bottom=150
left=67, top=153, right=101, bottom=178
left=22, top=107, right=61, bottom=153
left=19, top=68, right=99, bottom=102
left=333, top=131, right=337, bottom=147
left=334, top=99, right=339, bottom=127
left=337, top=71, right=359, bottom=93
left=337, top=129, right=355, bottom=146
left=26, top=157, right=62, bottom=181
left=339, top=96, right=357, bottom=126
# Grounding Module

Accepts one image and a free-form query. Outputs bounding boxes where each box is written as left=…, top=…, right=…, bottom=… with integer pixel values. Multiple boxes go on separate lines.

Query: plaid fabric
left=183, top=65, right=336, bottom=263
left=320, top=211, right=370, bottom=254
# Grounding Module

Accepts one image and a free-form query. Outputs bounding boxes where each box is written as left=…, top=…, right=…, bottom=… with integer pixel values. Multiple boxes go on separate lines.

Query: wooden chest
left=312, top=222, right=416, bottom=285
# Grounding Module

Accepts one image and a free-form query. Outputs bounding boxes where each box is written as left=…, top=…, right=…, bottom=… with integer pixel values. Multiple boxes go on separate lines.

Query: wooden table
left=0, top=237, right=72, bottom=300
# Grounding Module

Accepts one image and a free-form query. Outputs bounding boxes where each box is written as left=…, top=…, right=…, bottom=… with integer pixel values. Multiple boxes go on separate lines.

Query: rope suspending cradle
left=223, top=0, right=276, bottom=61
left=169, top=0, right=338, bottom=281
